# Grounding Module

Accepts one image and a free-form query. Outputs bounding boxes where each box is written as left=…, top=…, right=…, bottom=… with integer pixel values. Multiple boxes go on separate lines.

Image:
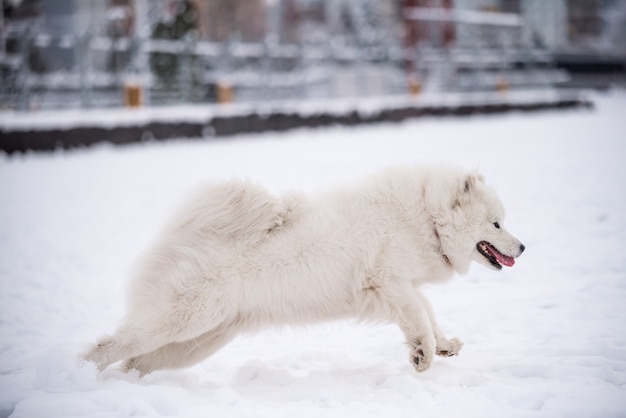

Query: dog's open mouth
left=477, top=241, right=515, bottom=269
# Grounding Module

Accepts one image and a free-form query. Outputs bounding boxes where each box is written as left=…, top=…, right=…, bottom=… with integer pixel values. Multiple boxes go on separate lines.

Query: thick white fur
left=83, top=166, right=524, bottom=376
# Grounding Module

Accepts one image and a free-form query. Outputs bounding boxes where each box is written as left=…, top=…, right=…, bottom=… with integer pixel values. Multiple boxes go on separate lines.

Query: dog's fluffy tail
left=170, top=179, right=294, bottom=245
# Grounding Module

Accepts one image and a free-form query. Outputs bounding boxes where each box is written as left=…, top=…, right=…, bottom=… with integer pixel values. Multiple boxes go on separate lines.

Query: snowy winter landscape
left=1, top=91, right=625, bottom=417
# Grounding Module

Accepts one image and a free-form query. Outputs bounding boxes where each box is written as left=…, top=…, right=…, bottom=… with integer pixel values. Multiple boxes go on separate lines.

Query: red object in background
left=403, top=0, right=455, bottom=73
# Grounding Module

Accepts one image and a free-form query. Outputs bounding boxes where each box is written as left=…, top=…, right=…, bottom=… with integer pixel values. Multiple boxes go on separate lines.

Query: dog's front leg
left=375, top=285, right=437, bottom=372
left=415, top=289, right=463, bottom=357
left=398, top=303, right=436, bottom=372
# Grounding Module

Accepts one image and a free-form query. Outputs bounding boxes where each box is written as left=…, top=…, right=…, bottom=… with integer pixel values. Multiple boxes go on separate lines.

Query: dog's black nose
left=519, top=243, right=526, bottom=254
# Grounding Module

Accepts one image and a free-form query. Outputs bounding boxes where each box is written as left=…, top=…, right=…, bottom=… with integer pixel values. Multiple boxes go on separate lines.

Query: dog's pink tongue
left=496, top=252, right=515, bottom=267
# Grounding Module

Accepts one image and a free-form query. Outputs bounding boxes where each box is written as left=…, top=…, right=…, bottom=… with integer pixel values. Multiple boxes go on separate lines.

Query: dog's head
left=429, top=170, right=525, bottom=274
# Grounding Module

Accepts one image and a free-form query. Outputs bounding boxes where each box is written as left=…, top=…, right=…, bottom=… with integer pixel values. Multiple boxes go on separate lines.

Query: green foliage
left=150, top=0, right=197, bottom=87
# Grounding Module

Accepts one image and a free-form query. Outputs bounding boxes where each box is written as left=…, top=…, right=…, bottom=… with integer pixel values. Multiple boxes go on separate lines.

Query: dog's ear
left=453, top=172, right=484, bottom=209
left=463, top=172, right=484, bottom=193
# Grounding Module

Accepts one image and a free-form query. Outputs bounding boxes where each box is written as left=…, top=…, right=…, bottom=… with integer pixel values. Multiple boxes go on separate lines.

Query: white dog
left=84, top=166, right=524, bottom=376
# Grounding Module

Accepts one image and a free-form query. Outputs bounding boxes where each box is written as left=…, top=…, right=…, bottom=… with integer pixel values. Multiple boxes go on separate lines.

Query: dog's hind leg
left=82, top=325, right=163, bottom=372
left=122, top=323, right=241, bottom=377
left=415, top=290, right=463, bottom=357
left=82, top=306, right=230, bottom=372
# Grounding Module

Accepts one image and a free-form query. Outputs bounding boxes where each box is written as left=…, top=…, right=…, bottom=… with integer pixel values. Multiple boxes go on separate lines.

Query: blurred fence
left=0, top=2, right=575, bottom=111
left=1, top=32, right=408, bottom=110
left=2, top=33, right=571, bottom=111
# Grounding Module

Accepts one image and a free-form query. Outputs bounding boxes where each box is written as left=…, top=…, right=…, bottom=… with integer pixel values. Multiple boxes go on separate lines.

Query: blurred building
left=193, top=0, right=266, bottom=42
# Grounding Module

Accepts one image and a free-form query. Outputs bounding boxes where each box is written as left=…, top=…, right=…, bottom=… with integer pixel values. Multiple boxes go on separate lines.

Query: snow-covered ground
left=1, top=92, right=625, bottom=417
left=0, top=90, right=581, bottom=131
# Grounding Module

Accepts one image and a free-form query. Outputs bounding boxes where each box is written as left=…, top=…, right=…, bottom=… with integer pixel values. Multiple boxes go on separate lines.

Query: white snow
left=0, top=90, right=580, bottom=131
left=1, top=91, right=625, bottom=417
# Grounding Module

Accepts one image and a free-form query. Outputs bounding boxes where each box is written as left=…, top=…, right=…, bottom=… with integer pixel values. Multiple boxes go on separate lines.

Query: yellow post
left=124, top=83, right=143, bottom=108
left=216, top=83, right=234, bottom=104
left=496, top=77, right=509, bottom=93
left=408, top=76, right=421, bottom=96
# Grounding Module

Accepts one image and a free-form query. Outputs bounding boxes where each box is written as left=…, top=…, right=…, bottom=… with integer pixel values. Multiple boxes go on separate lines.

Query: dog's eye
left=493, top=222, right=500, bottom=229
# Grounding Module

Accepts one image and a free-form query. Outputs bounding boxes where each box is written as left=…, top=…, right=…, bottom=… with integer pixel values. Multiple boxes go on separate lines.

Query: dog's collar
left=432, top=224, right=453, bottom=268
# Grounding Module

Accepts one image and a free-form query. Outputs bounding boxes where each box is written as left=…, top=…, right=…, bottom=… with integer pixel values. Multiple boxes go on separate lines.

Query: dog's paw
left=410, top=343, right=434, bottom=372
left=121, top=357, right=150, bottom=378
left=436, top=337, right=463, bottom=357
left=81, top=336, right=113, bottom=371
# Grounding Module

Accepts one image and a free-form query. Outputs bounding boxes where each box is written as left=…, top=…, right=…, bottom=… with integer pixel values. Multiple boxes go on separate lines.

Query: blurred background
left=1, top=0, right=625, bottom=111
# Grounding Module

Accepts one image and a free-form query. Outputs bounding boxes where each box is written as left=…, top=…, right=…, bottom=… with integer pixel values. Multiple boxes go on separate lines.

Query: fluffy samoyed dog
left=84, top=166, right=524, bottom=376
